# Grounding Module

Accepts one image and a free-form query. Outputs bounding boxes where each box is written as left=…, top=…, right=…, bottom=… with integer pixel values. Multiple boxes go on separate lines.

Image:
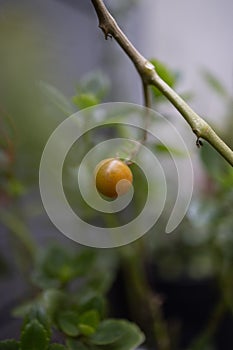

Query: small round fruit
left=95, top=158, right=133, bottom=198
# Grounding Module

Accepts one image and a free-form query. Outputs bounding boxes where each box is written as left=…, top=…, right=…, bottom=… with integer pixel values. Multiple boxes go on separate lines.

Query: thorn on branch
left=99, top=25, right=112, bottom=40
left=193, top=129, right=203, bottom=148
left=105, top=33, right=112, bottom=40
left=196, top=137, right=203, bottom=148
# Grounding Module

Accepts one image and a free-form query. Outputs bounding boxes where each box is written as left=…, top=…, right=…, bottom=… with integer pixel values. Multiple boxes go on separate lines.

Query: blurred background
left=0, top=0, right=233, bottom=349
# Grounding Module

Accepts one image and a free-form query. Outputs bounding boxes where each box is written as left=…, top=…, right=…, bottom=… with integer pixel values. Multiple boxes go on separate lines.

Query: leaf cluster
left=0, top=245, right=144, bottom=350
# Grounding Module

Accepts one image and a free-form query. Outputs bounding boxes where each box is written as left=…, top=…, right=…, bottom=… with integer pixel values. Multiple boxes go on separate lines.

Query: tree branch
left=91, top=0, right=233, bottom=166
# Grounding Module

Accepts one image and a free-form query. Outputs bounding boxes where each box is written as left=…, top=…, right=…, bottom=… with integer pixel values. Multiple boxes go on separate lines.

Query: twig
left=125, top=83, right=151, bottom=163
left=142, top=82, right=151, bottom=142
left=91, top=0, right=233, bottom=166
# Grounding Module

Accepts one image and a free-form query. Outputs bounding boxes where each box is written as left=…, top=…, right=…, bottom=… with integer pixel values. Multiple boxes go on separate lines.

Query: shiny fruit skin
left=95, top=158, right=133, bottom=198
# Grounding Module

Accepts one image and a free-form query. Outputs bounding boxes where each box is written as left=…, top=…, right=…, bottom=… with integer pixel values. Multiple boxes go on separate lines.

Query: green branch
left=91, top=0, right=233, bottom=166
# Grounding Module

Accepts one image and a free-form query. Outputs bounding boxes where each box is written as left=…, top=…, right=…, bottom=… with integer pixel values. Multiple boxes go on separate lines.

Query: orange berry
left=95, top=158, right=133, bottom=198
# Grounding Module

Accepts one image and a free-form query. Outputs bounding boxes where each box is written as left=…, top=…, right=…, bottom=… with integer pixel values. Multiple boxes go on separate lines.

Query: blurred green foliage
left=6, top=245, right=144, bottom=349
left=1, top=62, right=233, bottom=348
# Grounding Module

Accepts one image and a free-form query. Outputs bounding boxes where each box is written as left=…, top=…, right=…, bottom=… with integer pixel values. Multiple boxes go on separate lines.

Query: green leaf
left=66, top=339, right=89, bottom=350
left=78, top=293, right=106, bottom=319
left=76, top=310, right=100, bottom=336
left=72, top=94, right=99, bottom=110
left=0, top=340, right=19, bottom=350
left=22, top=305, right=51, bottom=338
left=20, top=319, right=50, bottom=350
left=90, top=320, right=144, bottom=350
left=41, top=246, right=73, bottom=282
left=58, top=311, right=79, bottom=337
left=34, top=246, right=96, bottom=287
left=41, top=289, right=66, bottom=321
left=48, top=344, right=67, bottom=350
left=201, top=69, right=228, bottom=97
left=90, top=319, right=126, bottom=345
left=106, top=320, right=145, bottom=350
left=78, top=324, right=95, bottom=336
left=150, top=59, right=176, bottom=98
left=78, top=310, right=100, bottom=330
left=33, top=246, right=73, bottom=287
left=38, top=81, right=75, bottom=116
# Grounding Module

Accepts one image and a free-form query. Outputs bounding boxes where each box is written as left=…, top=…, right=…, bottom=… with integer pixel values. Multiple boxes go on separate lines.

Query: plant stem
left=142, top=82, right=151, bottom=143
left=91, top=0, right=233, bottom=166
left=120, top=243, right=170, bottom=350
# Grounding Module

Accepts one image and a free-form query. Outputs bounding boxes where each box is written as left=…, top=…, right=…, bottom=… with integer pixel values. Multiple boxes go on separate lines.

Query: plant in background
left=2, top=67, right=233, bottom=349
left=0, top=243, right=144, bottom=350
left=0, top=69, right=146, bottom=349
